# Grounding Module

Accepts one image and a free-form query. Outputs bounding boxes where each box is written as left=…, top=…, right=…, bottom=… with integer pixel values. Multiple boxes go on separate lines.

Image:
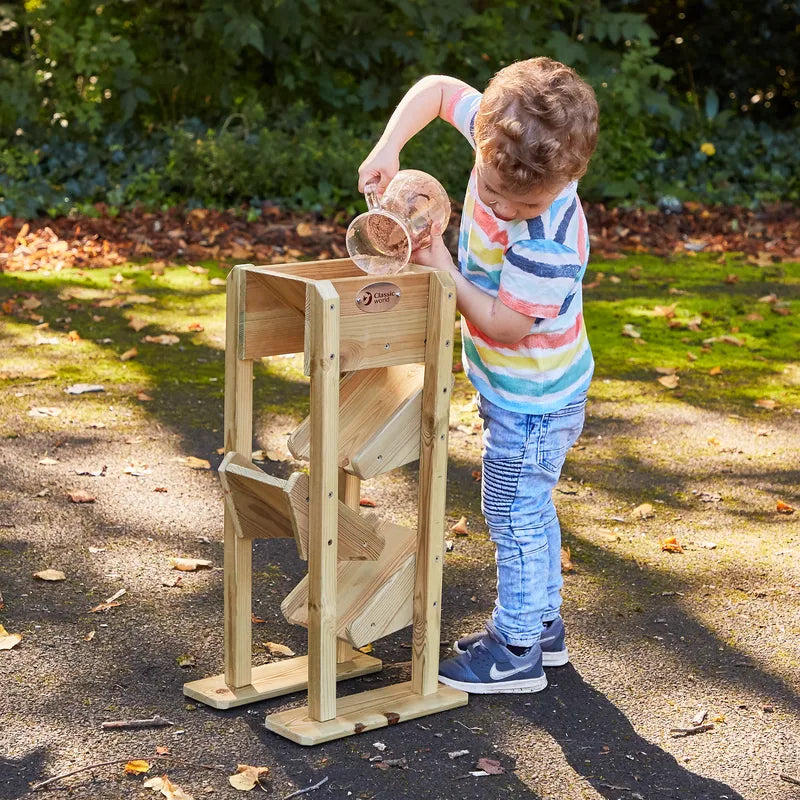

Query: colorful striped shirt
left=444, top=86, right=594, bottom=414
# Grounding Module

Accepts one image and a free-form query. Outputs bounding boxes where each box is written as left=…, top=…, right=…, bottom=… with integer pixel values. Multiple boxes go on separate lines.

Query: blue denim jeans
left=478, top=392, right=587, bottom=647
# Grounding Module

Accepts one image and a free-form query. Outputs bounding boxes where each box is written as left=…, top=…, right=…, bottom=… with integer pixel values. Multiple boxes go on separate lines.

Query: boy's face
left=475, top=156, right=566, bottom=221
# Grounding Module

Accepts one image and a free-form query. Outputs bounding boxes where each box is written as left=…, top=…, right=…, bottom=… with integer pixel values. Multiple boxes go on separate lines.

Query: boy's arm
left=413, top=232, right=536, bottom=344
left=358, top=75, right=476, bottom=193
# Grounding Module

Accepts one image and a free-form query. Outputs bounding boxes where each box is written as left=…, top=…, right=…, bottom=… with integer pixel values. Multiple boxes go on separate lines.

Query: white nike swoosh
left=489, top=663, right=533, bottom=680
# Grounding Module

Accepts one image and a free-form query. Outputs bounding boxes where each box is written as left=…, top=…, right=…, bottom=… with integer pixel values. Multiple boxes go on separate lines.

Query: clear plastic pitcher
left=346, top=169, right=451, bottom=275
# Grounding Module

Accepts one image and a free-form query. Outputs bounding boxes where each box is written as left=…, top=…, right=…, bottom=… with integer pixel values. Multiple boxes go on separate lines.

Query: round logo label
left=355, top=282, right=401, bottom=313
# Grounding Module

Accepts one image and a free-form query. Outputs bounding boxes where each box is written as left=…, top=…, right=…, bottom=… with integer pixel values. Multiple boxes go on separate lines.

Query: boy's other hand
left=357, top=146, right=400, bottom=194
left=411, top=225, right=457, bottom=272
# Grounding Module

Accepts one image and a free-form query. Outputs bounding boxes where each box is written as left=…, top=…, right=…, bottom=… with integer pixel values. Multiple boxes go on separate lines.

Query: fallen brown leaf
left=265, top=641, right=295, bottom=657
left=170, top=557, right=213, bottom=571
left=359, top=497, right=377, bottom=507
left=123, top=760, right=151, bottom=775
left=128, top=317, right=149, bottom=332
left=178, top=456, right=211, bottom=470
left=660, top=536, right=684, bottom=553
left=90, top=600, right=122, bottom=613
left=653, top=303, right=677, bottom=318
left=777, top=500, right=795, bottom=514
left=0, top=624, right=22, bottom=650
left=251, top=613, right=265, bottom=624
left=560, top=546, right=575, bottom=572
left=67, top=490, right=96, bottom=503
left=229, top=764, right=270, bottom=791
left=754, top=398, right=778, bottom=410
left=657, top=374, right=680, bottom=389
left=632, top=502, right=655, bottom=519
left=450, top=516, right=469, bottom=536
left=476, top=757, right=505, bottom=775
left=120, top=347, right=138, bottom=361
left=29, top=406, right=62, bottom=417
left=33, top=569, right=66, bottom=581
left=719, top=335, right=744, bottom=346
left=709, top=366, right=723, bottom=376
left=145, top=775, right=193, bottom=800
left=621, top=323, right=641, bottom=339
left=142, top=334, right=179, bottom=346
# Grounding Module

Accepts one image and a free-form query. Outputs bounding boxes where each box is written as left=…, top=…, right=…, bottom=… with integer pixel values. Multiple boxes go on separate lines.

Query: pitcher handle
left=364, top=183, right=381, bottom=211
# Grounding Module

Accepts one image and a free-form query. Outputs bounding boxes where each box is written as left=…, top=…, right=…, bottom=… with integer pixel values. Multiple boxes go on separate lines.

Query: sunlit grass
left=1, top=253, right=798, bottom=440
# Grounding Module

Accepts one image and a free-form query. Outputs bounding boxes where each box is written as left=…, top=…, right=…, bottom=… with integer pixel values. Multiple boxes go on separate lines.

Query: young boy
left=358, top=57, right=599, bottom=694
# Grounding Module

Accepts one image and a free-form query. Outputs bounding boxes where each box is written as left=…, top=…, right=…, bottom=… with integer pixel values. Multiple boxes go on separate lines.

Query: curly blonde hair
left=474, top=57, right=599, bottom=192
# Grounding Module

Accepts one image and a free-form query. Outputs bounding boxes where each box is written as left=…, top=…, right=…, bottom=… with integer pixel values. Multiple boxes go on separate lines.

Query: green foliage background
left=1, top=0, right=798, bottom=217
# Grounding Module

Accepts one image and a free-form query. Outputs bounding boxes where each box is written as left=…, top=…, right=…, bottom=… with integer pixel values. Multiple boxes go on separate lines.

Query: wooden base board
left=264, top=681, right=468, bottom=745
left=183, top=652, right=382, bottom=710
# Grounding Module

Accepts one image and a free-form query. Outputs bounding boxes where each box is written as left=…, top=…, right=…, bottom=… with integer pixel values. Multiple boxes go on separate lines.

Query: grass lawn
left=1, top=253, right=797, bottom=438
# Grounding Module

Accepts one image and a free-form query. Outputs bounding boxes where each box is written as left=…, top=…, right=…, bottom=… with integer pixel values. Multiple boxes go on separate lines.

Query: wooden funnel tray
left=219, top=452, right=385, bottom=561
left=288, top=364, right=425, bottom=480
left=238, top=259, right=438, bottom=372
left=281, top=521, right=416, bottom=648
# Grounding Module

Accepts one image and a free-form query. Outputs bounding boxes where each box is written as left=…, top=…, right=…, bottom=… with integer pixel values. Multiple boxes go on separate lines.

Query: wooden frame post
left=223, top=265, right=254, bottom=688
left=306, top=282, right=340, bottom=722
left=337, top=468, right=361, bottom=664
left=412, top=272, right=457, bottom=695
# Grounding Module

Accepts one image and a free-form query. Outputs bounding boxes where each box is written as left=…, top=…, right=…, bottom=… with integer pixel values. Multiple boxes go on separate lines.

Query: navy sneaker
left=453, top=616, right=569, bottom=667
left=438, top=622, right=547, bottom=694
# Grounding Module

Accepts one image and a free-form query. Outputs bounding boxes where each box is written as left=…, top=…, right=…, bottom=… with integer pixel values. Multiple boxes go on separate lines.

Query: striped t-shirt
left=444, top=87, right=594, bottom=415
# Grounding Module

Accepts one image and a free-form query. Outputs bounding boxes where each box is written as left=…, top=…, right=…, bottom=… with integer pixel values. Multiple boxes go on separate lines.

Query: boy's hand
left=358, top=146, right=400, bottom=195
left=411, top=225, right=457, bottom=272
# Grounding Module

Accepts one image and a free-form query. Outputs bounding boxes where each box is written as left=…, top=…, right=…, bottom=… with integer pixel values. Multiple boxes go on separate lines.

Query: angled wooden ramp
left=219, top=452, right=384, bottom=561
left=288, top=364, right=425, bottom=480
left=281, top=521, right=416, bottom=648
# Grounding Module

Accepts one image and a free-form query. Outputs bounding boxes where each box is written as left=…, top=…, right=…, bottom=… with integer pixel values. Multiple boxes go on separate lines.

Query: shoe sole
left=453, top=641, right=570, bottom=667
left=438, top=673, right=548, bottom=694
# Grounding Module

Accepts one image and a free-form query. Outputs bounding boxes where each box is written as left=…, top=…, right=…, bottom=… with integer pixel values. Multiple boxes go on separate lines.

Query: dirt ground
left=1, top=352, right=799, bottom=800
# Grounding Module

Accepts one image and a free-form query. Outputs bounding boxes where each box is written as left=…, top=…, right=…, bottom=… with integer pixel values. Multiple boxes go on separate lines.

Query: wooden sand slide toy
left=183, top=258, right=468, bottom=745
